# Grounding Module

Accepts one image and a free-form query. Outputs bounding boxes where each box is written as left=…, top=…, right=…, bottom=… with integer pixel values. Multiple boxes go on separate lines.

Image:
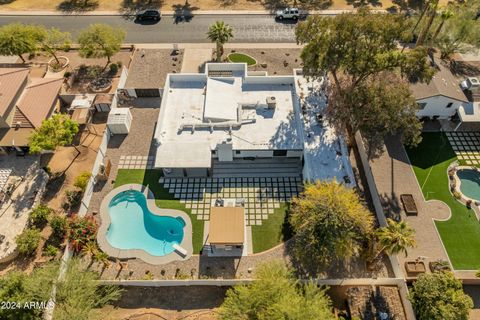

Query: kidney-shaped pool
left=106, top=190, right=185, bottom=256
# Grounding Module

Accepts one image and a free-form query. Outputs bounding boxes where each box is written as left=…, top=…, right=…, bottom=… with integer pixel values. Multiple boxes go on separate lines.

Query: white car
left=275, top=8, right=300, bottom=21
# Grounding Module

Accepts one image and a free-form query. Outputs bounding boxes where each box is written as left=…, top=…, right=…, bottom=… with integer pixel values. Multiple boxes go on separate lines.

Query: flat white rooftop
left=154, top=63, right=303, bottom=168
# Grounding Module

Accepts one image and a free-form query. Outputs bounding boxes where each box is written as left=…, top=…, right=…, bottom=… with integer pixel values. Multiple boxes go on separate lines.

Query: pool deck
left=97, top=183, right=193, bottom=265
left=453, top=166, right=480, bottom=216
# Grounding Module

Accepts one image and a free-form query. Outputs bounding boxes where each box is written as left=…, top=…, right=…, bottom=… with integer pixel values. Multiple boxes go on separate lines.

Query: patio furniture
left=405, top=261, right=426, bottom=275
left=400, top=194, right=418, bottom=216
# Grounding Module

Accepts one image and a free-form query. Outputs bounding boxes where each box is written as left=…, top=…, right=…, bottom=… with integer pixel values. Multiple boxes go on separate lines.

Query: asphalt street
left=0, top=15, right=298, bottom=43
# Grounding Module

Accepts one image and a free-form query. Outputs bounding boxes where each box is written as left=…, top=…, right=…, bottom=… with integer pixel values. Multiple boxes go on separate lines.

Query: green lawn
left=114, top=169, right=205, bottom=254
left=251, top=202, right=292, bottom=253
left=228, top=53, right=257, bottom=66
left=406, top=133, right=480, bottom=270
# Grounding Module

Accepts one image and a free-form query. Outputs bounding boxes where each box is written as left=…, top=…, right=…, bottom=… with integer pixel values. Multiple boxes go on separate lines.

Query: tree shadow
left=0, top=0, right=16, bottom=5
left=392, top=0, right=425, bottom=11
left=345, top=0, right=382, bottom=8
left=172, top=1, right=199, bottom=24
left=42, top=173, right=66, bottom=203
left=120, top=0, right=163, bottom=19
left=57, top=0, right=99, bottom=13
left=297, top=0, right=332, bottom=10
left=450, top=60, right=480, bottom=77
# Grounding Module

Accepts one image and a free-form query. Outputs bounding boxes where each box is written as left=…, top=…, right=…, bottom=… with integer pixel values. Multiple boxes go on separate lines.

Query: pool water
left=457, top=169, right=480, bottom=201
left=107, top=190, right=185, bottom=256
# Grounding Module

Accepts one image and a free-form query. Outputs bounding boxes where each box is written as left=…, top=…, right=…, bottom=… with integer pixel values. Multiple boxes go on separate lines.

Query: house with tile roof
left=0, top=68, right=63, bottom=150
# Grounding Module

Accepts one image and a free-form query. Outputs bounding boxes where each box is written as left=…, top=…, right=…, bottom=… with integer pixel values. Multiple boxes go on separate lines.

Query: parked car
left=136, top=9, right=161, bottom=21
left=275, top=7, right=301, bottom=21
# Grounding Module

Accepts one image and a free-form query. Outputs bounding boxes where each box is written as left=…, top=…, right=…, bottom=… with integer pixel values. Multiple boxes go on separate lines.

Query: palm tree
left=207, top=21, right=234, bottom=62
left=371, top=219, right=416, bottom=262
left=431, top=9, right=454, bottom=44
left=416, top=0, right=439, bottom=46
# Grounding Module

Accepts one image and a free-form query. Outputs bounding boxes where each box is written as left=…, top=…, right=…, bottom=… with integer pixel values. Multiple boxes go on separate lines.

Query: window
left=446, top=102, right=453, bottom=108
left=273, top=150, right=287, bottom=157
left=418, top=103, right=427, bottom=110
left=235, top=150, right=241, bottom=155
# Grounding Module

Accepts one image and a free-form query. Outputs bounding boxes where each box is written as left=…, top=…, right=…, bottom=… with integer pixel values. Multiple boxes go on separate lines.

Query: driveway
left=369, top=135, right=451, bottom=279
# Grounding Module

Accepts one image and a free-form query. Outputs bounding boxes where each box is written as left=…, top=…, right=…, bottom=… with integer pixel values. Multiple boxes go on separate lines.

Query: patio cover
left=155, top=141, right=211, bottom=168
left=209, top=207, right=245, bottom=245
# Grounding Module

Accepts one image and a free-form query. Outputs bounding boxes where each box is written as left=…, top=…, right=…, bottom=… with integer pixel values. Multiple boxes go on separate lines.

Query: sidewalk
left=0, top=9, right=386, bottom=16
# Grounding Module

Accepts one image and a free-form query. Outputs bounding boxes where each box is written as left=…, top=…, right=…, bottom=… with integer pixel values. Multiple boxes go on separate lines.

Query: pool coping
left=453, top=166, right=480, bottom=203
left=97, top=183, right=193, bottom=265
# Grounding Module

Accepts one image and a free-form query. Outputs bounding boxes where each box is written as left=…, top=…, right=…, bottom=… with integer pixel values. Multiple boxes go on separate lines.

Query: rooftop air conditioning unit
left=266, top=96, right=276, bottom=109
left=461, top=77, right=480, bottom=94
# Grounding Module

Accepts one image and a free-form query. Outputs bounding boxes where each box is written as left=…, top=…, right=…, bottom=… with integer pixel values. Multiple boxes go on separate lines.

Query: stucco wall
left=416, top=95, right=464, bottom=119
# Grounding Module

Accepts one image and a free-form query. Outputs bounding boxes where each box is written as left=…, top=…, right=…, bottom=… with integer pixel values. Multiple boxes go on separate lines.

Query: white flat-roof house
left=153, top=63, right=305, bottom=178
left=113, top=61, right=355, bottom=184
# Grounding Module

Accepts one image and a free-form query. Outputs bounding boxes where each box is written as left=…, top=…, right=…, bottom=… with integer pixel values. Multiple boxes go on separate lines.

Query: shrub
left=29, top=204, right=52, bottom=227
left=64, top=189, right=83, bottom=211
left=49, top=215, right=68, bottom=238
left=64, top=71, right=72, bottom=78
left=16, top=228, right=41, bottom=255
left=67, top=215, right=98, bottom=252
left=108, top=63, right=118, bottom=74
left=116, top=61, right=122, bottom=68
left=44, top=244, right=58, bottom=257
left=453, top=191, right=462, bottom=199
left=73, top=172, right=91, bottom=192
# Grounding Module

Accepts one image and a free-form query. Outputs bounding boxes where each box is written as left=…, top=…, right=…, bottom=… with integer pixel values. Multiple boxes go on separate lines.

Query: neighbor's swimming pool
left=457, top=169, right=480, bottom=201
left=106, top=190, right=185, bottom=256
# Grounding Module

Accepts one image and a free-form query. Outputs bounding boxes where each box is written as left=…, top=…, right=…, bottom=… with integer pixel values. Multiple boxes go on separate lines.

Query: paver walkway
left=180, top=48, right=212, bottom=73
left=160, top=176, right=302, bottom=225
left=446, top=131, right=480, bottom=165
left=369, top=136, right=451, bottom=279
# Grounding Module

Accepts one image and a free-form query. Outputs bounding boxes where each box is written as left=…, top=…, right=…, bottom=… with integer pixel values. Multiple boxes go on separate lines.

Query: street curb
left=0, top=9, right=386, bottom=17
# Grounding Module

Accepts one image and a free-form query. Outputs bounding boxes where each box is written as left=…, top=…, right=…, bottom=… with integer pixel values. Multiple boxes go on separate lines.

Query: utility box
left=107, top=108, right=132, bottom=134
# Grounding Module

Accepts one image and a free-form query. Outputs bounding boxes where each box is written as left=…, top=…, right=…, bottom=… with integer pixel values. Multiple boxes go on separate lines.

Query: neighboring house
left=410, top=59, right=469, bottom=120
left=0, top=68, right=63, bottom=151
left=152, top=63, right=304, bottom=178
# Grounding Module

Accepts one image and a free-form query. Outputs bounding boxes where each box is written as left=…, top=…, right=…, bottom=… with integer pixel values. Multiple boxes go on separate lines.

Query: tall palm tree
left=416, top=0, right=439, bottom=46
left=431, top=9, right=454, bottom=44
left=207, top=21, right=234, bottom=62
left=371, top=219, right=416, bottom=262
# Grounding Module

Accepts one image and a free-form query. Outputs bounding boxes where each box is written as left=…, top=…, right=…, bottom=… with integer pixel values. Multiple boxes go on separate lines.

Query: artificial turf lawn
left=227, top=53, right=257, bottom=66
left=114, top=169, right=205, bottom=254
left=251, top=202, right=292, bottom=253
left=406, top=132, right=480, bottom=270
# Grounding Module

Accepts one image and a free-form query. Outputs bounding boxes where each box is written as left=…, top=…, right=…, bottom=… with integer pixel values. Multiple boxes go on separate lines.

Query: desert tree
left=289, top=181, right=374, bottom=271
left=78, top=23, right=125, bottom=66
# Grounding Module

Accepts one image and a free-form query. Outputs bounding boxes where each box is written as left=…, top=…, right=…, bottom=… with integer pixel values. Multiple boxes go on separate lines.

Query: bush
left=16, top=228, right=41, bottom=255
left=73, top=172, right=91, bottom=192
left=67, top=215, right=98, bottom=252
left=116, top=61, right=122, bottom=68
left=108, top=63, right=118, bottom=74
left=63, top=190, right=83, bottom=211
left=44, top=244, right=58, bottom=257
left=29, top=204, right=52, bottom=227
left=49, top=215, right=68, bottom=238
left=64, top=71, right=72, bottom=78
left=453, top=191, right=462, bottom=199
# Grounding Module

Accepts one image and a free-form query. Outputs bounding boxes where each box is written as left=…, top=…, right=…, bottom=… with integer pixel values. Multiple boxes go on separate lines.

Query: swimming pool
left=106, top=190, right=185, bottom=256
left=457, top=169, right=480, bottom=201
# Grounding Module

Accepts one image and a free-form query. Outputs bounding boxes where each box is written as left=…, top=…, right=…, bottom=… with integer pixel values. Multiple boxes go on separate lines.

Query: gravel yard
left=228, top=48, right=303, bottom=75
